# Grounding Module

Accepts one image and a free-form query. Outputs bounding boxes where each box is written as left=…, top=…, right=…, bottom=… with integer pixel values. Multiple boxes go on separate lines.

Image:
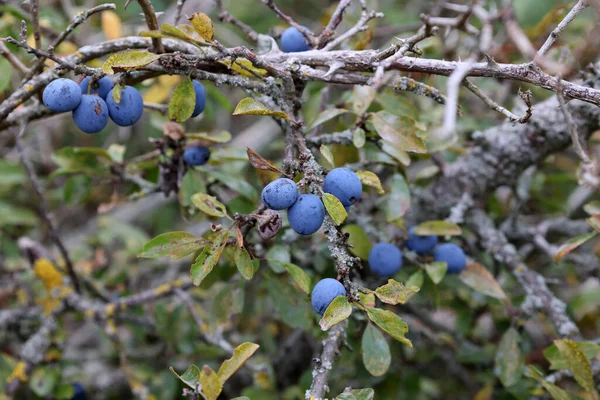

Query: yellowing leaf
left=232, top=98, right=289, bottom=120
left=34, top=258, right=62, bottom=290
left=425, top=261, right=447, bottom=284
left=187, top=131, right=233, bottom=144
left=138, top=232, right=206, bottom=259
left=362, top=323, right=391, bottom=376
left=460, top=262, right=507, bottom=300
left=320, top=296, right=352, bottom=331
left=587, top=215, right=600, bottom=232
left=199, top=365, right=222, bottom=400
left=414, top=220, right=461, bottom=236
left=144, top=75, right=181, bottom=103
left=544, top=341, right=600, bottom=371
left=188, top=12, right=215, bottom=41
left=320, top=145, right=335, bottom=168
left=191, top=193, right=227, bottom=217
left=168, top=77, right=196, bottom=123
left=369, top=111, right=426, bottom=153
left=322, top=193, right=348, bottom=225
left=101, top=10, right=121, bottom=40
left=217, top=342, right=260, bottom=383
left=385, top=173, right=410, bottom=222
left=352, top=85, right=376, bottom=115
left=220, top=59, right=268, bottom=78
left=373, top=279, right=419, bottom=305
left=554, top=339, right=597, bottom=393
left=190, top=229, right=229, bottom=286
left=356, top=170, right=384, bottom=194
left=234, top=246, right=254, bottom=280
left=525, top=366, right=572, bottom=400
left=112, top=83, right=122, bottom=104
left=102, top=50, right=160, bottom=74
left=364, top=306, right=411, bottom=347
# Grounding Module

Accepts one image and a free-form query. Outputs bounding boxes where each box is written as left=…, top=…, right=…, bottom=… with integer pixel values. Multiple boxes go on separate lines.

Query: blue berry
left=71, top=383, right=86, bottom=400
left=280, top=26, right=310, bottom=52
left=369, top=243, right=403, bottom=277
left=79, top=76, right=114, bottom=99
left=42, top=79, right=82, bottom=112
left=106, top=86, right=144, bottom=126
left=311, top=278, right=346, bottom=315
left=405, top=226, right=438, bottom=254
left=323, top=168, right=362, bottom=206
left=183, top=146, right=210, bottom=166
left=72, top=95, right=109, bottom=134
left=287, top=193, right=324, bottom=235
left=191, top=80, right=206, bottom=117
left=262, top=178, right=298, bottom=210
left=434, top=243, right=467, bottom=273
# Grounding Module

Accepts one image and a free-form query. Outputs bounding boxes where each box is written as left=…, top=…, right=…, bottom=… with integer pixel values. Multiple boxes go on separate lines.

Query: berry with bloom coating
left=287, top=194, right=324, bottom=235
left=183, top=146, right=210, bottom=166
left=79, top=76, right=114, bottom=99
left=42, top=79, right=82, bottom=112
left=434, top=243, right=467, bottom=273
left=369, top=242, right=403, bottom=277
left=106, top=86, right=144, bottom=126
left=261, top=178, right=298, bottom=210
left=311, top=278, right=346, bottom=315
left=72, top=95, right=109, bottom=134
left=280, top=26, right=310, bottom=52
left=191, top=80, right=206, bottom=117
left=406, top=226, right=438, bottom=254
left=71, top=383, right=86, bottom=400
left=323, top=168, right=362, bottom=206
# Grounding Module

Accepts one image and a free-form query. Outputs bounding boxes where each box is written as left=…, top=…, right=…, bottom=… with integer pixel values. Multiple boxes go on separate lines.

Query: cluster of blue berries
left=369, top=228, right=467, bottom=277
left=261, top=167, right=362, bottom=236
left=43, top=77, right=143, bottom=133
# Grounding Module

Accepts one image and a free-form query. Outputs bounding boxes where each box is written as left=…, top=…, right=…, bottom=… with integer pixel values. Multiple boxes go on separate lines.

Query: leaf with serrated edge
left=425, top=261, right=447, bottom=284
left=320, top=296, right=352, bottom=331
left=364, top=306, right=411, bottom=346
left=369, top=110, right=426, bottom=153
left=138, top=232, right=206, bottom=259
left=374, top=279, right=419, bottom=305
left=356, top=170, right=384, bottom=194
left=246, top=148, right=281, bottom=173
left=362, top=323, right=391, bottom=376
left=188, top=12, right=215, bottom=41
left=191, top=192, right=227, bottom=217
left=190, top=229, right=229, bottom=286
left=199, top=365, right=222, bottom=400
left=554, top=339, right=596, bottom=392
left=322, top=193, right=348, bottom=225
left=234, top=246, right=254, bottom=280
left=308, top=108, right=349, bottom=130
left=460, top=262, right=507, bottom=300
left=494, top=327, right=523, bottom=387
left=414, top=220, right=461, bottom=236
left=169, top=77, right=196, bottom=123
left=320, top=145, right=335, bottom=168
left=102, top=50, right=160, bottom=74
left=232, top=98, right=289, bottom=120
left=217, top=342, right=260, bottom=383
left=169, top=365, right=200, bottom=389
left=187, top=131, right=232, bottom=143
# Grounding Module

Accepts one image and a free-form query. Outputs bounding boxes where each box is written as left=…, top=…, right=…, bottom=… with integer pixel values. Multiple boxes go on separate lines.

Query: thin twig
left=463, top=78, right=532, bottom=123
left=215, top=0, right=259, bottom=42
left=30, top=0, right=42, bottom=50
left=129, top=0, right=164, bottom=53
left=556, top=79, right=592, bottom=164
left=537, top=0, right=588, bottom=57
left=174, top=0, right=186, bottom=25
left=0, top=41, right=30, bottom=74
left=262, top=0, right=316, bottom=47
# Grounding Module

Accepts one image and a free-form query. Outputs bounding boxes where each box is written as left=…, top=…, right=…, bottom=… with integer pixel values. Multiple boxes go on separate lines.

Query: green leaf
left=373, top=279, right=420, bottom=305
left=385, top=173, right=410, bottom=222
left=361, top=323, right=391, bottom=377
left=369, top=111, right=426, bottom=153
left=341, top=224, right=371, bottom=260
left=138, top=232, right=206, bottom=259
left=356, top=170, right=384, bottom=195
left=525, top=366, right=572, bottom=400
left=544, top=341, right=600, bottom=370
left=266, top=274, right=312, bottom=329
left=320, top=296, right=352, bottom=331
left=555, top=231, right=597, bottom=261
left=554, top=339, right=596, bottom=392
left=187, top=131, right=232, bottom=144
left=0, top=200, right=38, bottom=227
left=206, top=170, right=258, bottom=202
left=179, top=169, right=206, bottom=208
left=308, top=108, right=349, bottom=130
left=276, top=261, right=311, bottom=294
left=188, top=12, right=215, bottom=41
left=266, top=245, right=290, bottom=273
left=322, top=193, right=348, bottom=225
left=234, top=246, right=254, bottom=280
left=364, top=306, right=411, bottom=346
left=460, top=262, right=507, bottom=300
left=217, top=342, right=260, bottom=383
left=190, top=229, right=229, bottom=286
left=587, top=215, right=600, bottom=232
left=494, top=327, right=523, bottom=387
left=169, top=77, right=196, bottom=123
left=336, top=388, right=375, bottom=400
left=51, top=147, right=111, bottom=176
left=0, top=159, right=25, bottom=187
left=232, top=98, right=289, bottom=120
left=102, top=50, right=160, bottom=74
left=107, top=144, right=125, bottom=162
left=141, top=24, right=205, bottom=44
left=352, top=85, right=376, bottom=115
left=320, top=145, right=335, bottom=168
left=380, top=140, right=411, bottom=166
left=353, top=128, right=366, bottom=148
left=191, top=192, right=227, bottom=217
left=170, top=364, right=200, bottom=389
left=199, top=365, right=222, bottom=400
left=425, top=261, right=447, bottom=284
left=414, top=220, right=461, bottom=236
